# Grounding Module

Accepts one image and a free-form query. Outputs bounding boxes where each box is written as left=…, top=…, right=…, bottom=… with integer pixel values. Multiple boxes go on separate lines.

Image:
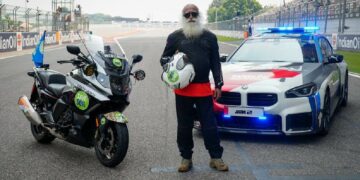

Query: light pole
left=25, top=0, right=29, bottom=10
left=338, top=0, right=343, bottom=33
left=341, top=0, right=348, bottom=33
left=214, top=1, right=220, bottom=31
left=324, top=0, right=330, bottom=33
left=314, top=0, right=321, bottom=26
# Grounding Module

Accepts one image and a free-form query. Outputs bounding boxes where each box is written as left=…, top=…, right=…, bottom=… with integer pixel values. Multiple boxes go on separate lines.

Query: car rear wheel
left=318, top=91, right=331, bottom=136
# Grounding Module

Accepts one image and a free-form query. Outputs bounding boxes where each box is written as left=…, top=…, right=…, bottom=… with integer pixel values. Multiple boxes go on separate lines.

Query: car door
left=319, top=37, right=341, bottom=113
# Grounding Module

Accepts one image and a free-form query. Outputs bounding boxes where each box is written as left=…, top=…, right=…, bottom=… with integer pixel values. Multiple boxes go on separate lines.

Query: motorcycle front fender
left=101, top=111, right=128, bottom=124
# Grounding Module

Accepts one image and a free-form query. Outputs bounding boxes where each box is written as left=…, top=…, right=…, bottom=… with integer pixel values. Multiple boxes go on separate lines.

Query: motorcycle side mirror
left=67, top=45, right=81, bottom=55
left=104, top=45, right=112, bottom=54
left=132, top=54, right=143, bottom=64
left=133, top=69, right=146, bottom=81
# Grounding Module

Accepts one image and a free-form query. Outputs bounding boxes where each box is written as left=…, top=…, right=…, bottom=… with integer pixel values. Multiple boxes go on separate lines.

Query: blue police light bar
left=257, top=26, right=319, bottom=33
left=278, top=27, right=294, bottom=31
left=304, top=26, right=320, bottom=30
left=258, top=116, right=267, bottom=121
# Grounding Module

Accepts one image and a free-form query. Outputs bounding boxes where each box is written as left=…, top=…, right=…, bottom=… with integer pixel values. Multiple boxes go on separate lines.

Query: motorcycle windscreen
left=84, top=34, right=105, bottom=56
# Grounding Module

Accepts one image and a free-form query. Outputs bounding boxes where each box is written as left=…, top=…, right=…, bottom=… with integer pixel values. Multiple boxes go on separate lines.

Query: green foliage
left=86, top=13, right=113, bottom=24
left=207, top=0, right=262, bottom=22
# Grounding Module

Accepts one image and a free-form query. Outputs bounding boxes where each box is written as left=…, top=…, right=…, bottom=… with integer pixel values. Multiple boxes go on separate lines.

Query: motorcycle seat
left=38, top=70, right=67, bottom=97
left=48, top=84, right=67, bottom=97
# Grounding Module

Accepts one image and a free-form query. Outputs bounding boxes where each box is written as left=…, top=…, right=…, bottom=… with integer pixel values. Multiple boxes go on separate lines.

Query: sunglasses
left=183, top=12, right=199, bottom=18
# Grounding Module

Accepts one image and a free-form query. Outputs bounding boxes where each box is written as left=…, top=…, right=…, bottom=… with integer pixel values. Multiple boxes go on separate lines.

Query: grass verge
left=216, top=35, right=243, bottom=42
left=337, top=50, right=360, bottom=74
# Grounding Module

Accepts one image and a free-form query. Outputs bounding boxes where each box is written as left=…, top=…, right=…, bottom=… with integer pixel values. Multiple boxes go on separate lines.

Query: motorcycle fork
left=30, top=83, right=38, bottom=102
left=97, top=115, right=110, bottom=139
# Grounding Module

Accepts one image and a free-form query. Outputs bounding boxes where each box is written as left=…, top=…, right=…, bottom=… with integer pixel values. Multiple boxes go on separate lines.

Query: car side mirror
left=334, top=54, right=343, bottom=62
left=220, top=53, right=228, bottom=62
left=328, top=54, right=343, bottom=63
left=67, top=45, right=81, bottom=55
left=132, top=54, right=143, bottom=64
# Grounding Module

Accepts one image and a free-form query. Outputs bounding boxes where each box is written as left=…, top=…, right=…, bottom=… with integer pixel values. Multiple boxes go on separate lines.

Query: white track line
left=350, top=72, right=360, bottom=79
left=0, top=46, right=65, bottom=60
left=220, top=41, right=239, bottom=47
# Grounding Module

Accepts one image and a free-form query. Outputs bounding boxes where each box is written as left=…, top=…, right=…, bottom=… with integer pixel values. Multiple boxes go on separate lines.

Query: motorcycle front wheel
left=94, top=123, right=129, bottom=167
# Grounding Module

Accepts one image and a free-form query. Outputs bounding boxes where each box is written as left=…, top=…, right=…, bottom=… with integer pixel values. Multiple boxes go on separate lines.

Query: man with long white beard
left=160, top=4, right=228, bottom=172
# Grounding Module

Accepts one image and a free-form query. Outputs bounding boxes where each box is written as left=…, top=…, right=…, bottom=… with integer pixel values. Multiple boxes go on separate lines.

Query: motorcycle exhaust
left=18, top=95, right=42, bottom=125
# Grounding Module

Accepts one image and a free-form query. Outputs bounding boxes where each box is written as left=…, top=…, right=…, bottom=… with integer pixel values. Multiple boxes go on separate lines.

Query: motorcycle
left=18, top=34, right=146, bottom=167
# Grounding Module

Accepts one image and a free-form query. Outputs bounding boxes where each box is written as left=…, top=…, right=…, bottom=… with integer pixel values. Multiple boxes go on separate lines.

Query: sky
left=2, top=0, right=291, bottom=21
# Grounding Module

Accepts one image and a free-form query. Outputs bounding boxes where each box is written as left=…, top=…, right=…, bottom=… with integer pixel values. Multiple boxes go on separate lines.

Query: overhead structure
left=52, top=0, right=83, bottom=31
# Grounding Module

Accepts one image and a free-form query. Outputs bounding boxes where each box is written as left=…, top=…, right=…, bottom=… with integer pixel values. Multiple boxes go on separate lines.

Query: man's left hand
left=214, top=88, right=222, bottom=101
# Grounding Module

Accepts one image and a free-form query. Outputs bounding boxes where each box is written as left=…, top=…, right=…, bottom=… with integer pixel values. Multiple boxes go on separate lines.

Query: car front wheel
left=318, top=91, right=331, bottom=136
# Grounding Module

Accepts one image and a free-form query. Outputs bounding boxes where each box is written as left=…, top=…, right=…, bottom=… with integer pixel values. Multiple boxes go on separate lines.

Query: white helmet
left=161, top=52, right=195, bottom=89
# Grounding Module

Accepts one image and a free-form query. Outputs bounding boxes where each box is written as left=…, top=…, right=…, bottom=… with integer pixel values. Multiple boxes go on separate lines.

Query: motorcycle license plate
left=228, top=107, right=264, bottom=117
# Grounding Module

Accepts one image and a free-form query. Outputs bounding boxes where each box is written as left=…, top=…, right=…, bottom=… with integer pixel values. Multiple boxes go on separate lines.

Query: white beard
left=181, top=15, right=204, bottom=38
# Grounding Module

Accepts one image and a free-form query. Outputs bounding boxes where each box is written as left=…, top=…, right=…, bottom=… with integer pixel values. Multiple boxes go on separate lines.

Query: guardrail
left=208, top=0, right=360, bottom=35
left=0, top=3, right=89, bottom=32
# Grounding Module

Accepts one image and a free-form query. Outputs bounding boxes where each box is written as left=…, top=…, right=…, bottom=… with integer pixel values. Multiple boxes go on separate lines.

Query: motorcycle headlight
left=110, top=76, right=131, bottom=96
left=285, top=82, right=317, bottom=98
left=84, top=64, right=95, bottom=76
left=96, top=73, right=110, bottom=88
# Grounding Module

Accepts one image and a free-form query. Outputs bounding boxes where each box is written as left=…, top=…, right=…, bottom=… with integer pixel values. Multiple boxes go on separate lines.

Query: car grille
left=247, top=93, right=277, bottom=106
left=216, top=92, right=241, bottom=105
left=216, top=114, right=282, bottom=131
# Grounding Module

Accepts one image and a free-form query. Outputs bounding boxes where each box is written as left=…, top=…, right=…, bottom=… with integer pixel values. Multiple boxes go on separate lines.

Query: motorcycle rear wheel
left=95, top=123, right=129, bottom=167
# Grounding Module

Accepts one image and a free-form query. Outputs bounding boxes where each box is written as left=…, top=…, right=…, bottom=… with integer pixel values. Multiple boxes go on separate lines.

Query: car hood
left=212, top=62, right=322, bottom=91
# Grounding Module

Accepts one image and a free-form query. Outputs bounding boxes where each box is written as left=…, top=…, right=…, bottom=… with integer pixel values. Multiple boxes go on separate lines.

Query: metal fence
left=0, top=4, right=89, bottom=32
left=207, top=0, right=360, bottom=34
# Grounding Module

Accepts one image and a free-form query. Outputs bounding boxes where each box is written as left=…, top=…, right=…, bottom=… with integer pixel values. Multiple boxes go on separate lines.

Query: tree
left=207, top=0, right=262, bottom=23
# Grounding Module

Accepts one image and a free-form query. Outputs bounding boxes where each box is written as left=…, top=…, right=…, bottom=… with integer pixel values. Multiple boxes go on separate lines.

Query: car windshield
left=230, top=38, right=317, bottom=63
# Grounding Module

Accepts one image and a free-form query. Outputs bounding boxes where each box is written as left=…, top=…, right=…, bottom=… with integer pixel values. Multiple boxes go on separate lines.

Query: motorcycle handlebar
left=57, top=60, right=72, bottom=64
left=57, top=59, right=83, bottom=65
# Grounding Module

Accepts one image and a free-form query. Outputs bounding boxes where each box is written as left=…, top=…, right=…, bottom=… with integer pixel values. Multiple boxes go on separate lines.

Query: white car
left=195, top=27, right=348, bottom=136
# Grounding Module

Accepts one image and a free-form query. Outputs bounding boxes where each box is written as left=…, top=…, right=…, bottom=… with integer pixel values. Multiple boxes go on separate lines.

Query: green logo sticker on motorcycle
left=112, top=58, right=122, bottom=67
left=167, top=70, right=179, bottom=83
left=114, top=112, right=128, bottom=123
left=74, top=91, right=89, bottom=110
left=101, top=117, right=106, bottom=125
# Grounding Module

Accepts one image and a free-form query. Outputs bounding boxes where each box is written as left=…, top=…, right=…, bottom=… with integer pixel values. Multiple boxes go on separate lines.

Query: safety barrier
left=0, top=31, right=86, bottom=53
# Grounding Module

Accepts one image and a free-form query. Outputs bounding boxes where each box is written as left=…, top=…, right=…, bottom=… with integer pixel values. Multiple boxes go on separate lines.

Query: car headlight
left=285, top=82, right=317, bottom=98
left=96, top=73, right=110, bottom=88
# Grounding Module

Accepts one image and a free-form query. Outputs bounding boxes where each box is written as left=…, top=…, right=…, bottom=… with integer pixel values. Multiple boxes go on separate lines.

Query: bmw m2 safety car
left=194, top=27, right=348, bottom=135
